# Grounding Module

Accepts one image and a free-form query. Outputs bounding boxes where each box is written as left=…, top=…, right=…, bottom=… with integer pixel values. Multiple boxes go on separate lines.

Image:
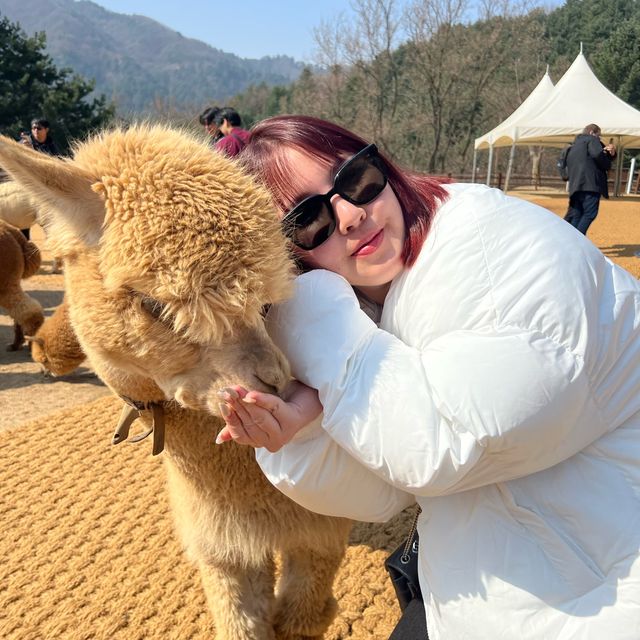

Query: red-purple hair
left=241, top=115, right=449, bottom=267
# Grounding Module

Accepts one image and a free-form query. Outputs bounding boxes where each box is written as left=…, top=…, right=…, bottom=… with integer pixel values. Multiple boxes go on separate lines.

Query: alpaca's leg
left=0, top=290, right=24, bottom=350
left=274, top=544, right=347, bottom=640
left=198, top=557, right=277, bottom=640
left=8, top=321, right=23, bottom=351
left=2, top=289, right=43, bottom=349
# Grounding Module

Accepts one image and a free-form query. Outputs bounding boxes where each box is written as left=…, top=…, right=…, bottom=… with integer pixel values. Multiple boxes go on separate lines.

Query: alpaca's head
left=20, top=307, right=45, bottom=337
left=0, top=125, right=293, bottom=412
left=28, top=301, right=86, bottom=377
left=29, top=335, right=85, bottom=377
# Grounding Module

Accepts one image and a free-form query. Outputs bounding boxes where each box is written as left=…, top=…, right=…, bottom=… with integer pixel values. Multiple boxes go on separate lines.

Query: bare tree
left=302, top=0, right=550, bottom=175
left=313, top=0, right=404, bottom=146
left=399, top=0, right=544, bottom=173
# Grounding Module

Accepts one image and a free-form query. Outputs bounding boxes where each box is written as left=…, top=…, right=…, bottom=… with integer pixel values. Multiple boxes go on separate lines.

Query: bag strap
left=400, top=506, right=422, bottom=564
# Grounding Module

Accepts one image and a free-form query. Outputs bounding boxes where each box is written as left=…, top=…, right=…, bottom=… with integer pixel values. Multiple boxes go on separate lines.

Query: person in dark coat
left=199, top=106, right=224, bottom=145
left=19, top=118, right=60, bottom=156
left=564, top=123, right=616, bottom=236
left=16, top=118, right=60, bottom=239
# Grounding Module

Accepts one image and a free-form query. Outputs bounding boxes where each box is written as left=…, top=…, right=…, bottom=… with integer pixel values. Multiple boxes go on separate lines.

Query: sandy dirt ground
left=1, top=190, right=638, bottom=433
left=0, top=225, right=110, bottom=432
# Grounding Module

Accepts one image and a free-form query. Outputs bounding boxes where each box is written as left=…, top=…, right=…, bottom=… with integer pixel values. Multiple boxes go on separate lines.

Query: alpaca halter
left=112, top=396, right=166, bottom=456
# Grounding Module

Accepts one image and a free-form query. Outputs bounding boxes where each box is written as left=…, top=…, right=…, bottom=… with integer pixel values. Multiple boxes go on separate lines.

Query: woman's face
left=281, top=148, right=406, bottom=303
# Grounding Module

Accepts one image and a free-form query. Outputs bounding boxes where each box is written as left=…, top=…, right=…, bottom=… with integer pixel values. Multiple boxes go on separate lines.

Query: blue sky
left=90, top=1, right=564, bottom=62
left=91, top=0, right=369, bottom=62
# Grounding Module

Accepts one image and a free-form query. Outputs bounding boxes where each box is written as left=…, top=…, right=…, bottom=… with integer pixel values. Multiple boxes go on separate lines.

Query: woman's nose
left=331, top=194, right=366, bottom=234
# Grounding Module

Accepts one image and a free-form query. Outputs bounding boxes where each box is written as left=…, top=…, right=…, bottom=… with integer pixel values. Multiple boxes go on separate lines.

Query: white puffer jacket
left=257, top=183, right=640, bottom=639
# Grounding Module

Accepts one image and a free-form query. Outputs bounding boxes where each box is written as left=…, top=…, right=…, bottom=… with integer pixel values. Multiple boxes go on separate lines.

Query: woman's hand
left=216, top=381, right=322, bottom=452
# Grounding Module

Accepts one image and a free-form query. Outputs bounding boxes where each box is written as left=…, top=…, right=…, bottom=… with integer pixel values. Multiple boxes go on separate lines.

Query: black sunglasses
left=282, top=143, right=388, bottom=250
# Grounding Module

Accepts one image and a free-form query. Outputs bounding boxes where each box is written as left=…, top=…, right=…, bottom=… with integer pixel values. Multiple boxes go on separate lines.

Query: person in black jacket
left=564, top=123, right=616, bottom=236
left=199, top=106, right=223, bottom=145
left=19, top=118, right=60, bottom=156
left=16, top=118, right=60, bottom=239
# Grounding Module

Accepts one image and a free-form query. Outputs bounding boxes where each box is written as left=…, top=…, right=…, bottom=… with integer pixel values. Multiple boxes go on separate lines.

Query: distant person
left=19, top=118, right=60, bottom=156
left=16, top=118, right=60, bottom=239
left=214, top=107, right=250, bottom=157
left=564, top=123, right=616, bottom=235
left=199, top=106, right=223, bottom=145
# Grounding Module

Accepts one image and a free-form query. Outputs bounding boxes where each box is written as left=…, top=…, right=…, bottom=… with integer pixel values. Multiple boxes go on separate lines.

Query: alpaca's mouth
left=253, top=375, right=278, bottom=395
left=39, top=364, right=53, bottom=378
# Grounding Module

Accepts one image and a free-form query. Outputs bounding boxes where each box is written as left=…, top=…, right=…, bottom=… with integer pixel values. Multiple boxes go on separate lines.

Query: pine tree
left=0, top=15, right=114, bottom=153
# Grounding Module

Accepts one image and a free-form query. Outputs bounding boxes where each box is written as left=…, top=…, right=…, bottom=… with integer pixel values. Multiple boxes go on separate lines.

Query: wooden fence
left=451, top=170, right=640, bottom=194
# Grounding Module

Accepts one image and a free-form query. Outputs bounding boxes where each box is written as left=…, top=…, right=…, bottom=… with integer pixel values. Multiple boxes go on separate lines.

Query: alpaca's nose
left=251, top=343, right=290, bottom=395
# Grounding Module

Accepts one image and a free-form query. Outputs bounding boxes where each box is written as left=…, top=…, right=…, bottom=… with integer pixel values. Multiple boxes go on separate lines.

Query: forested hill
left=0, top=0, right=305, bottom=114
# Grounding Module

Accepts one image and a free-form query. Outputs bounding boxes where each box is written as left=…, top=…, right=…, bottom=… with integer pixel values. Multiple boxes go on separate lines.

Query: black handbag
left=384, top=507, right=423, bottom=611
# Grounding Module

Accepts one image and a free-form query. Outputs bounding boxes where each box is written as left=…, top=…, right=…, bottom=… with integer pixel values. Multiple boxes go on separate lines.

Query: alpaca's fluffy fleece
left=0, top=125, right=351, bottom=640
left=71, top=125, right=294, bottom=345
left=0, top=220, right=44, bottom=349
left=0, top=180, right=38, bottom=230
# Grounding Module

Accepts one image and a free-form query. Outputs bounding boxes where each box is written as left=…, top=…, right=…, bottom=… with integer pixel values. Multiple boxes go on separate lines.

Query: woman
left=218, top=115, right=640, bottom=639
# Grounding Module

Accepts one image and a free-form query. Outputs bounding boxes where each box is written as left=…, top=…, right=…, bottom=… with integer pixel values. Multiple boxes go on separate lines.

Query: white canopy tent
left=473, top=69, right=555, bottom=185
left=474, top=48, right=640, bottom=193
left=475, top=70, right=555, bottom=148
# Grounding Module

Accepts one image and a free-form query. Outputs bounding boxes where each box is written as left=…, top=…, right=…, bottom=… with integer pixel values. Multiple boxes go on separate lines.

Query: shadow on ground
left=601, top=244, right=640, bottom=258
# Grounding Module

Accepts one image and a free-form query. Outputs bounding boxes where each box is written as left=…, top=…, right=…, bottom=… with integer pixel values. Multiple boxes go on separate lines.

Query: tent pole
left=471, top=149, right=477, bottom=184
left=617, top=149, right=623, bottom=197
left=614, top=137, right=623, bottom=197
left=616, top=136, right=624, bottom=196
left=504, top=143, right=516, bottom=192
left=486, top=146, right=494, bottom=187
left=626, top=157, right=636, bottom=194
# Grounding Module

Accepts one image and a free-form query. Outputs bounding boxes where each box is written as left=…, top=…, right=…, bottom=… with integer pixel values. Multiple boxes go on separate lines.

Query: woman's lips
left=352, top=229, right=384, bottom=256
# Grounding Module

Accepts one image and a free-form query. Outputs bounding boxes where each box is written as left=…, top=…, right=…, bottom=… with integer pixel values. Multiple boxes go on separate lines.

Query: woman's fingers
left=238, top=403, right=277, bottom=445
left=244, top=391, right=282, bottom=419
left=215, top=425, right=234, bottom=444
left=216, top=404, right=251, bottom=444
left=216, top=387, right=293, bottom=452
left=217, top=388, right=276, bottom=447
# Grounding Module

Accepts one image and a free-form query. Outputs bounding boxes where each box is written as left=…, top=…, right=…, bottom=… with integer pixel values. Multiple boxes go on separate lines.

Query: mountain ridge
left=0, top=0, right=306, bottom=113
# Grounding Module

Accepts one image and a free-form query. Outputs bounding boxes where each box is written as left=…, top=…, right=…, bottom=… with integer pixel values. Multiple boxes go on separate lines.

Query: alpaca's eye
left=140, top=296, right=166, bottom=321
left=126, top=288, right=172, bottom=326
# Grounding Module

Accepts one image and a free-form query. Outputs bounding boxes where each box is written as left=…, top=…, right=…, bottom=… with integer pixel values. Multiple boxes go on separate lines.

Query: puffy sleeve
left=265, top=270, right=607, bottom=498
left=255, top=415, right=416, bottom=522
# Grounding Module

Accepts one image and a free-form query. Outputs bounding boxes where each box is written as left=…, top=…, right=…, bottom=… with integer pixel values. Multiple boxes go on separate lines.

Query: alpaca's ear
left=0, top=136, right=105, bottom=247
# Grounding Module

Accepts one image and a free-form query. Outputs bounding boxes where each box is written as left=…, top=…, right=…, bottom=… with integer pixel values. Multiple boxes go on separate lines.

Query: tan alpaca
left=0, top=219, right=45, bottom=350
left=0, top=180, right=38, bottom=229
left=0, top=127, right=351, bottom=640
left=0, top=180, right=62, bottom=273
left=28, top=298, right=86, bottom=375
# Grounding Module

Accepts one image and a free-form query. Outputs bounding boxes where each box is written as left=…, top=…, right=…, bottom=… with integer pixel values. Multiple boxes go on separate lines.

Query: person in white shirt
left=217, top=115, right=640, bottom=640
